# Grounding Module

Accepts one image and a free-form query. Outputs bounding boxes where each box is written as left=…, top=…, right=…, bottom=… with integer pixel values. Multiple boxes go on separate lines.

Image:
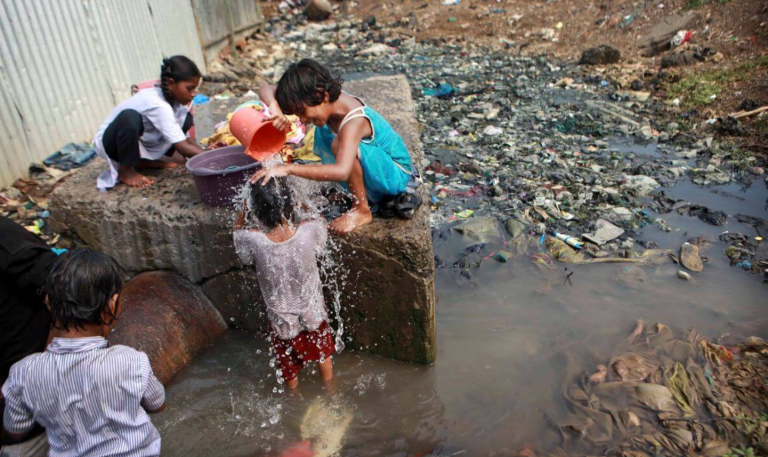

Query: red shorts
left=270, top=321, right=335, bottom=381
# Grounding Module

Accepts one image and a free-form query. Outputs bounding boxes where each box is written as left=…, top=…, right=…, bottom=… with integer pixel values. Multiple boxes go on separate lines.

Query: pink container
left=229, top=107, right=286, bottom=161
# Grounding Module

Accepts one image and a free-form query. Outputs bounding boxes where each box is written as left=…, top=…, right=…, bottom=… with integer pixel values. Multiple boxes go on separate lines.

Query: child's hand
left=250, top=165, right=290, bottom=185
left=266, top=114, right=292, bottom=132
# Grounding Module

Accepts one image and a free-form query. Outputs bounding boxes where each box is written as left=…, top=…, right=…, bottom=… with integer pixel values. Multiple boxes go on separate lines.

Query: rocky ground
left=263, top=0, right=768, bottom=142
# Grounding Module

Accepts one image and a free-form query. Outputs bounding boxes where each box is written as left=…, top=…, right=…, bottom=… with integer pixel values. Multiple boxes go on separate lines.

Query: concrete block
left=52, top=75, right=435, bottom=364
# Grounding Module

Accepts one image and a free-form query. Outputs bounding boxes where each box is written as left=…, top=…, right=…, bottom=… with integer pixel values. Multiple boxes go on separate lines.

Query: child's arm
left=139, top=353, right=166, bottom=414
left=258, top=84, right=292, bottom=132
left=172, top=139, right=204, bottom=158
left=251, top=118, right=368, bottom=185
left=1, top=366, right=35, bottom=441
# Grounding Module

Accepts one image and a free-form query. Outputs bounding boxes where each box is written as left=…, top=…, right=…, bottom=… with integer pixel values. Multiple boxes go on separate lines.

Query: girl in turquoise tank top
left=251, top=59, right=418, bottom=234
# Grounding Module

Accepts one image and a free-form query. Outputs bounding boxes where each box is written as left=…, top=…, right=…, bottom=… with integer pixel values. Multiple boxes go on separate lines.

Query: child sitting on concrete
left=251, top=59, right=421, bottom=234
left=93, top=55, right=205, bottom=189
left=1, top=249, right=166, bottom=457
left=233, top=178, right=334, bottom=389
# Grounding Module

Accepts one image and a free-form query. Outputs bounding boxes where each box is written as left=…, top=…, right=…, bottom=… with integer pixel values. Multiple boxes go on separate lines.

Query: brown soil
left=263, top=0, right=767, bottom=59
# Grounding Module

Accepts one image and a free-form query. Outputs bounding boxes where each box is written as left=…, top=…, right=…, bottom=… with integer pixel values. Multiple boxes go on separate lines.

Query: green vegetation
left=754, top=115, right=768, bottom=136
left=724, top=447, right=757, bottom=457
left=729, top=148, right=756, bottom=171
left=667, top=57, right=768, bottom=109
left=727, top=413, right=768, bottom=457
left=685, top=0, right=731, bottom=9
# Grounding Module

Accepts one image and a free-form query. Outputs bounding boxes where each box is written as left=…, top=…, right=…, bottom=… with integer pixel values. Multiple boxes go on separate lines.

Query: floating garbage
left=553, top=232, right=583, bottom=250
left=422, top=83, right=455, bottom=99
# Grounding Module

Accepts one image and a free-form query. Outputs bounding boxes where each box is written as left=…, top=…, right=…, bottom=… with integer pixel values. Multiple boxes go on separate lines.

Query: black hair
left=275, top=59, right=343, bottom=115
left=160, top=55, right=202, bottom=103
left=250, top=178, right=295, bottom=229
left=45, top=248, right=124, bottom=332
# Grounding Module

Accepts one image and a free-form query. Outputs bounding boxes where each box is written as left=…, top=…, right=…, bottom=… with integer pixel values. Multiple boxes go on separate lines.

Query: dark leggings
left=103, top=109, right=193, bottom=166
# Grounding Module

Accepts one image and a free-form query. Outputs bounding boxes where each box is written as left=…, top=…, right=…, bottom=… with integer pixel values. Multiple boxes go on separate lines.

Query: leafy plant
left=685, top=0, right=731, bottom=9
left=667, top=57, right=768, bottom=109
left=723, top=446, right=757, bottom=457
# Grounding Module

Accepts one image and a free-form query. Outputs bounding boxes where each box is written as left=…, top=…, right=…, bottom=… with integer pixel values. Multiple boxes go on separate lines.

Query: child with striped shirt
left=1, top=249, right=165, bottom=457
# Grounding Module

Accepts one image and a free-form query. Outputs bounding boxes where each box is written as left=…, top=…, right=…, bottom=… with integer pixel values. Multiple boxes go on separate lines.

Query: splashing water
left=230, top=165, right=351, bottom=373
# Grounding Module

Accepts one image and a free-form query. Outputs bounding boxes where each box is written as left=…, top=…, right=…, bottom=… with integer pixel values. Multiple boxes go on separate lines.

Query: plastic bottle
left=554, top=232, right=583, bottom=250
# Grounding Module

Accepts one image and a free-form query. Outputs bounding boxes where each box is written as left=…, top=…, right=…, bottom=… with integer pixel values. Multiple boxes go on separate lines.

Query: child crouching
left=1, top=249, right=165, bottom=457
left=233, top=178, right=334, bottom=389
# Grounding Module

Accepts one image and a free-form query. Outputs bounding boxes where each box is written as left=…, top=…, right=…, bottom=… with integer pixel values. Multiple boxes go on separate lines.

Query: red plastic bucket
left=186, top=146, right=261, bottom=207
left=229, top=106, right=286, bottom=161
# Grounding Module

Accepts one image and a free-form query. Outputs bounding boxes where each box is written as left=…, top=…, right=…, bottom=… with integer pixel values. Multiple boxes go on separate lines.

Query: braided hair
left=275, top=59, right=343, bottom=115
left=160, top=55, right=201, bottom=103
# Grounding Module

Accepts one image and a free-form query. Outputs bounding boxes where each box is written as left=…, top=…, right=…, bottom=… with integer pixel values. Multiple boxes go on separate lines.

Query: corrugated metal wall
left=193, top=0, right=262, bottom=49
left=0, top=0, right=206, bottom=188
left=192, top=0, right=264, bottom=63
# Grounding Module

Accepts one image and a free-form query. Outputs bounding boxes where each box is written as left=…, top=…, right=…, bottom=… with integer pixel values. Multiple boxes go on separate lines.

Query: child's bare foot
left=118, top=167, right=155, bottom=188
left=329, top=208, right=373, bottom=234
left=137, top=159, right=178, bottom=169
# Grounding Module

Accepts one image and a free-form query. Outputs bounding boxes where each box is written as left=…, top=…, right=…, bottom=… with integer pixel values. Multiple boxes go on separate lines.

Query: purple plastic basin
left=186, top=146, right=261, bottom=207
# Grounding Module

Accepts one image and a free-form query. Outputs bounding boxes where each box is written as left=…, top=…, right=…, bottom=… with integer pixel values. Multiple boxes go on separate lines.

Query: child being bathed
left=233, top=178, right=334, bottom=389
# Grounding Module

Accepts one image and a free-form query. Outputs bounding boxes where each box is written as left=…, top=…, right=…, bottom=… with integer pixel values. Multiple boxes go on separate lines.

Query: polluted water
left=154, top=159, right=767, bottom=457
left=155, top=227, right=767, bottom=456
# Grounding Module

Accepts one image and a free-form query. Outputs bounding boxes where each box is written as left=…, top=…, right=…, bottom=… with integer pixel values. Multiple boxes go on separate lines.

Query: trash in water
left=483, top=125, right=503, bottom=136
left=680, top=242, right=704, bottom=272
left=582, top=219, right=624, bottom=246
left=553, top=232, right=583, bottom=250
left=423, top=83, right=455, bottom=99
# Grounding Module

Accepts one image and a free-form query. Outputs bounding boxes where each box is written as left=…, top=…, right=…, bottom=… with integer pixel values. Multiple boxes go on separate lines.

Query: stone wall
left=51, top=75, right=436, bottom=364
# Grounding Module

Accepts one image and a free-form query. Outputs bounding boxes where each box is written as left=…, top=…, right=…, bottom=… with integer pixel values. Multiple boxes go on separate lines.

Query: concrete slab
left=51, top=75, right=436, bottom=364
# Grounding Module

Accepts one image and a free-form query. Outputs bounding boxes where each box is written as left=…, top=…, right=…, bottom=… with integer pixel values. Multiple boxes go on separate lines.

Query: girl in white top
left=93, top=56, right=205, bottom=190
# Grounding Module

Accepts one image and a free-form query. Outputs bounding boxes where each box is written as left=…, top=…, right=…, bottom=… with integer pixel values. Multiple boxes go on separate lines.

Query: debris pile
left=548, top=321, right=768, bottom=457
left=205, top=3, right=768, bottom=282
